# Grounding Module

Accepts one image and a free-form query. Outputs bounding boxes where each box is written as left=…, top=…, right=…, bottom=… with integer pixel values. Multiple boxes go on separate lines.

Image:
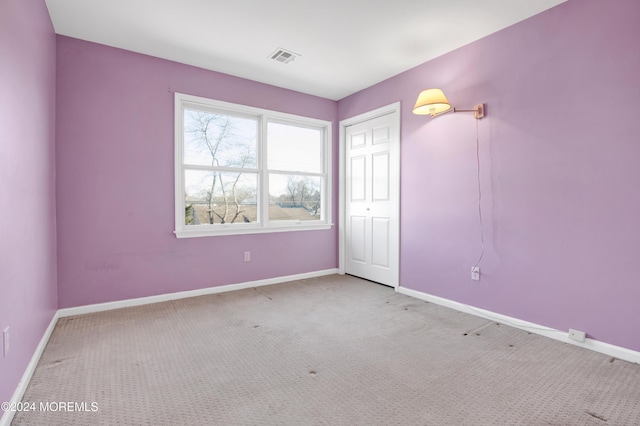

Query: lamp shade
left=412, top=88, right=452, bottom=116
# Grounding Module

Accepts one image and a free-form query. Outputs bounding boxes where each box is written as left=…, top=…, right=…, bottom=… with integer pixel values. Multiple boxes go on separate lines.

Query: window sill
left=174, top=223, right=333, bottom=238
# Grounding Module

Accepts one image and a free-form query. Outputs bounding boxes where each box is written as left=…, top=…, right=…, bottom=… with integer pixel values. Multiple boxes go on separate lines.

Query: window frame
left=174, top=92, right=332, bottom=238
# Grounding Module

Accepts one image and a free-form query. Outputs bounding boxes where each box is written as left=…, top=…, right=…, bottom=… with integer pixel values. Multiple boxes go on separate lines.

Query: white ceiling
left=45, top=0, right=566, bottom=101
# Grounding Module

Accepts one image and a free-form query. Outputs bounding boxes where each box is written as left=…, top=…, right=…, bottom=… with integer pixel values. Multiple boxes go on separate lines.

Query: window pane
left=269, top=174, right=321, bottom=221
left=267, top=122, right=322, bottom=173
left=185, top=169, right=258, bottom=225
left=184, top=109, right=257, bottom=168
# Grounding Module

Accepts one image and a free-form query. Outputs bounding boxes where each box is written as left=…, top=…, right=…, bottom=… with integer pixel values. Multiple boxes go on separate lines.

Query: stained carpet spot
left=586, top=411, right=608, bottom=422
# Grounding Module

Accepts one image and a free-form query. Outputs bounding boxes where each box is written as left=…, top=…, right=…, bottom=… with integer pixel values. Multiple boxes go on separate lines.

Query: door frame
left=338, top=102, right=401, bottom=289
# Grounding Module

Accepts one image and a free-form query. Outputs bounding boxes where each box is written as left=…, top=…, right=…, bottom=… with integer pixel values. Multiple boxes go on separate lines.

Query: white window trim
left=174, top=92, right=332, bottom=238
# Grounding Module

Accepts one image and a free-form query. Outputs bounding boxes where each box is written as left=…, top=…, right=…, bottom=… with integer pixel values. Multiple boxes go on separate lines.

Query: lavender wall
left=0, top=0, right=57, bottom=407
left=339, top=0, right=640, bottom=351
left=55, top=37, right=338, bottom=308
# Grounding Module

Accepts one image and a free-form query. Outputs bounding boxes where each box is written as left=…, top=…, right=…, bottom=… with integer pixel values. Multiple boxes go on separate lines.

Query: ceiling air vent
left=269, top=48, right=299, bottom=64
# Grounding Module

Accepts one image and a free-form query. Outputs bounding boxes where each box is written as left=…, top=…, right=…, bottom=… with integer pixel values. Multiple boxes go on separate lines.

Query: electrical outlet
left=244, top=251, right=250, bottom=262
left=471, top=266, right=480, bottom=281
left=3, top=327, right=9, bottom=357
left=569, top=328, right=586, bottom=342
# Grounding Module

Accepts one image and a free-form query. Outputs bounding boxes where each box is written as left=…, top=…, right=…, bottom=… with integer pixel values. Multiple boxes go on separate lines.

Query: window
left=174, top=93, right=332, bottom=238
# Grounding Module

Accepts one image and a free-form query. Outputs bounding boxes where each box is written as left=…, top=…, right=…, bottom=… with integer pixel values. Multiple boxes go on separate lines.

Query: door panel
left=372, top=152, right=390, bottom=201
left=371, top=217, right=390, bottom=267
left=373, top=125, right=390, bottom=144
left=350, top=156, right=366, bottom=201
left=350, top=216, right=367, bottom=263
left=350, top=131, right=367, bottom=148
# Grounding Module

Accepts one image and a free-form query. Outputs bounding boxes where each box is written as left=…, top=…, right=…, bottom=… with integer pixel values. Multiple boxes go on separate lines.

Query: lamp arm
left=453, top=104, right=485, bottom=119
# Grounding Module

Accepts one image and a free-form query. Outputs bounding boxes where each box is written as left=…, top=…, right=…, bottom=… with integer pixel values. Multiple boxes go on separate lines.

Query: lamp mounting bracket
left=453, top=104, right=485, bottom=119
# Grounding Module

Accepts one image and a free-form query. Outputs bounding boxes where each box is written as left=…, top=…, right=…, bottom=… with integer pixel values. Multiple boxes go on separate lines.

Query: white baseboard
left=0, top=312, right=59, bottom=426
left=58, top=268, right=338, bottom=317
left=397, top=286, right=640, bottom=365
left=1, top=268, right=338, bottom=426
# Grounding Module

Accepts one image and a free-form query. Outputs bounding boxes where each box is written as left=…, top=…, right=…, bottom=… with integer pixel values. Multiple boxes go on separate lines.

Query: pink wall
left=55, top=37, right=339, bottom=308
left=0, top=0, right=58, bottom=407
left=339, top=0, right=640, bottom=351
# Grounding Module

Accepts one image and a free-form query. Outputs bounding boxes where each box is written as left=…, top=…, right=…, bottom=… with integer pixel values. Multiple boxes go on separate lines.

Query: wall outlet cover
left=569, top=328, right=586, bottom=342
left=471, top=266, right=480, bottom=281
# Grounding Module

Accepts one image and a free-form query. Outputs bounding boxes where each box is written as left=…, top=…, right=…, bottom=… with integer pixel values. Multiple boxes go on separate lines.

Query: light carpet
left=12, top=274, right=640, bottom=425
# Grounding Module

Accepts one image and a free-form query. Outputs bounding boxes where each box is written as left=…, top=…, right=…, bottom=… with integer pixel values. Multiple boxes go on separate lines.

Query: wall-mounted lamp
left=412, top=88, right=485, bottom=119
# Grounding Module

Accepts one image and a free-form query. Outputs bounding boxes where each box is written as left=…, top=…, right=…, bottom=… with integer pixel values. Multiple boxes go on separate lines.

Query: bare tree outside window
left=183, top=110, right=258, bottom=225
left=278, top=176, right=320, bottom=212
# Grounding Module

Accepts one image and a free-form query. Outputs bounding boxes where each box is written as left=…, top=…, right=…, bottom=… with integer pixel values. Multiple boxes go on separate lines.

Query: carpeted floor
left=12, top=274, right=640, bottom=425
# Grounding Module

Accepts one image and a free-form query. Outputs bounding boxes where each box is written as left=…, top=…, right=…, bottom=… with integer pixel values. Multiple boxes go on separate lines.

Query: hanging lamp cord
left=472, top=118, right=485, bottom=269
